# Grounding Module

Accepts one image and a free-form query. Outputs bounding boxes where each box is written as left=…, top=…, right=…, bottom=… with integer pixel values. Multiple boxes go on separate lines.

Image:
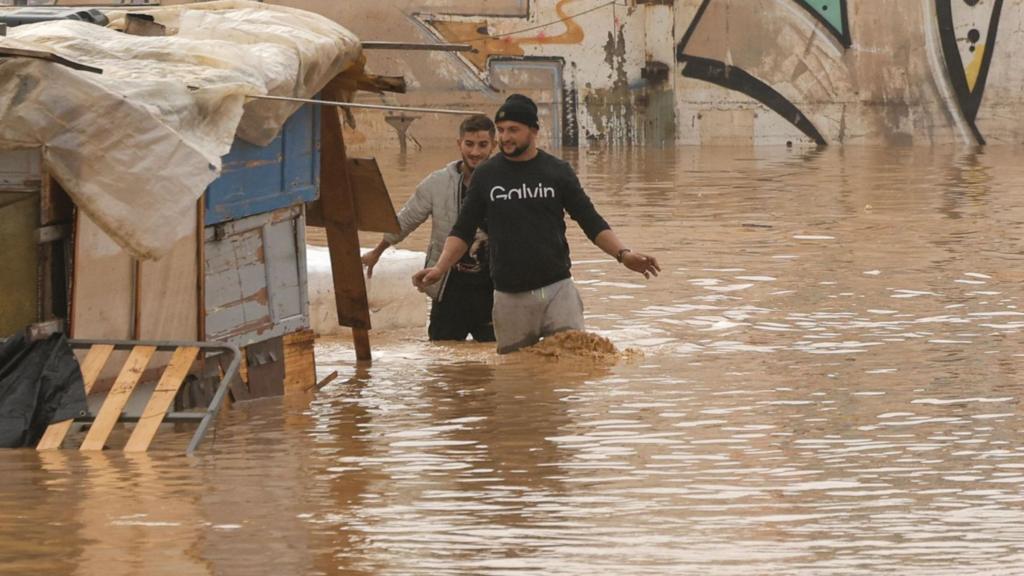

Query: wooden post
left=319, top=79, right=372, bottom=361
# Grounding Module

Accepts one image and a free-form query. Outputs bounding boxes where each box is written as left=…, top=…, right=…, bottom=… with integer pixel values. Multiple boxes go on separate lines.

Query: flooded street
left=4, top=146, right=1024, bottom=575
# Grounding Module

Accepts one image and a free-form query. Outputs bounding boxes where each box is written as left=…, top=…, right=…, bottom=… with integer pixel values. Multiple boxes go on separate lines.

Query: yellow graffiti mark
left=966, top=43, right=985, bottom=92
left=429, top=0, right=586, bottom=72
left=518, top=0, right=586, bottom=47
left=431, top=20, right=524, bottom=71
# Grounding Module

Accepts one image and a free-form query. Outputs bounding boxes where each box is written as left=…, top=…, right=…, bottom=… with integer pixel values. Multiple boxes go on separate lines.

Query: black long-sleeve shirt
left=449, top=150, right=610, bottom=293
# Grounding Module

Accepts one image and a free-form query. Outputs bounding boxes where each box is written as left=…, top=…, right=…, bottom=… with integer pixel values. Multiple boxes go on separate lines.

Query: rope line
left=463, top=1, right=629, bottom=42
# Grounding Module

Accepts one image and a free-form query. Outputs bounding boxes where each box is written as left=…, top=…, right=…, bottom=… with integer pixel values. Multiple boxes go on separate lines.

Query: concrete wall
left=174, top=0, right=1024, bottom=147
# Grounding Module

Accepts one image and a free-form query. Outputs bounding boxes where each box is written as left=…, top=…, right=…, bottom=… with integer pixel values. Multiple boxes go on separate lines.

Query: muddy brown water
left=4, top=147, right=1024, bottom=575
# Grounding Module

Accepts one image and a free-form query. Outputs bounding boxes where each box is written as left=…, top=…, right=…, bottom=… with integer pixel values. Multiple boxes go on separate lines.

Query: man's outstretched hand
left=623, top=252, right=661, bottom=279
left=361, top=249, right=383, bottom=278
left=412, top=267, right=443, bottom=291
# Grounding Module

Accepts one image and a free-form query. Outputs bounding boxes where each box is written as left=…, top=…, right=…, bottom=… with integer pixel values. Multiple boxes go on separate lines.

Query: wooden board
left=80, top=346, right=155, bottom=451
left=349, top=158, right=400, bottom=233
left=204, top=206, right=307, bottom=347
left=124, top=346, right=199, bottom=453
left=307, top=158, right=400, bottom=234
left=244, top=337, right=284, bottom=398
left=137, top=204, right=198, bottom=341
left=319, top=82, right=372, bottom=347
left=282, top=329, right=316, bottom=395
left=36, top=344, right=114, bottom=450
left=71, top=213, right=134, bottom=340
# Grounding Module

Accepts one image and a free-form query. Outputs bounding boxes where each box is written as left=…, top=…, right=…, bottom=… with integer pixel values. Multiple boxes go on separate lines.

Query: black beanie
left=495, top=93, right=539, bottom=128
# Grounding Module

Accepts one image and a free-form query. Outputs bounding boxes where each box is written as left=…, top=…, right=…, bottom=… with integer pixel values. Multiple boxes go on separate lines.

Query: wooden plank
left=80, top=346, right=156, bottom=451
left=197, top=198, right=205, bottom=342
left=319, top=79, right=372, bottom=333
left=283, top=329, right=316, bottom=394
left=124, top=346, right=199, bottom=453
left=133, top=260, right=142, bottom=339
left=72, top=212, right=134, bottom=340
left=304, top=198, right=324, bottom=228
left=137, top=203, right=198, bottom=340
left=0, top=46, right=102, bottom=74
left=353, top=328, right=371, bottom=362
left=34, top=224, right=67, bottom=244
left=348, top=158, right=400, bottom=234
left=40, top=174, right=74, bottom=227
left=325, top=221, right=371, bottom=330
left=36, top=344, right=114, bottom=450
left=245, top=337, right=284, bottom=398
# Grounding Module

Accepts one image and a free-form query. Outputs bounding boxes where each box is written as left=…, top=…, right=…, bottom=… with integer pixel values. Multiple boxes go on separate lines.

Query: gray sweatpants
left=492, top=277, right=584, bottom=354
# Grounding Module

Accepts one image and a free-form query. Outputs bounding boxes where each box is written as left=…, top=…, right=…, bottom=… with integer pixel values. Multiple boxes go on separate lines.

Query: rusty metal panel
left=203, top=205, right=309, bottom=347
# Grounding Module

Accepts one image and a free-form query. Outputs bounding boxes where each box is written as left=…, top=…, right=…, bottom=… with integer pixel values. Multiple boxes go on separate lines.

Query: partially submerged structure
left=0, top=1, right=408, bottom=450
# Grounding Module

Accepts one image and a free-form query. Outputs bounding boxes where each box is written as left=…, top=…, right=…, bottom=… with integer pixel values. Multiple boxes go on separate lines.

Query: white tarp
left=0, top=1, right=361, bottom=259
left=307, top=246, right=428, bottom=334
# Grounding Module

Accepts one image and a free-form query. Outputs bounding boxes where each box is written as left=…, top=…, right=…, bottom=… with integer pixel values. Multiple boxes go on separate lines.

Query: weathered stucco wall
left=676, top=0, right=1024, bottom=146
left=259, top=0, right=1024, bottom=148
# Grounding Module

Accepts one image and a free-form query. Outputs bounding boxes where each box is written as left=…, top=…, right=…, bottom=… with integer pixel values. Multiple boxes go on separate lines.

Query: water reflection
left=4, top=147, right=1024, bottom=575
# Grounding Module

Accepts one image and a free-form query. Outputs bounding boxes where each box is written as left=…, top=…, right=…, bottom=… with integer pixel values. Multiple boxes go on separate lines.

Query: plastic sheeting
left=307, top=246, right=428, bottom=335
left=0, top=1, right=361, bottom=259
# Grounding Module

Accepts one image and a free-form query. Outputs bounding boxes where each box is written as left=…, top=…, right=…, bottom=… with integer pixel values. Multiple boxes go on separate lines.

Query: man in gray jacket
left=361, top=115, right=496, bottom=341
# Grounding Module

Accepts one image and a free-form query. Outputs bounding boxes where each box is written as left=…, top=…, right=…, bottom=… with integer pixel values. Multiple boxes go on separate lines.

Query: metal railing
left=1, top=334, right=240, bottom=455
left=64, top=339, right=241, bottom=455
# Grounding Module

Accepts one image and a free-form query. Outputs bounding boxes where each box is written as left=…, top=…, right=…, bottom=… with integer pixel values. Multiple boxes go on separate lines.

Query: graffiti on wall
left=676, top=0, right=1010, bottom=145
left=937, top=0, right=1004, bottom=144
left=794, top=0, right=850, bottom=47
left=419, top=0, right=584, bottom=74
left=404, top=0, right=1013, bottom=146
left=417, top=0, right=604, bottom=146
left=676, top=0, right=834, bottom=145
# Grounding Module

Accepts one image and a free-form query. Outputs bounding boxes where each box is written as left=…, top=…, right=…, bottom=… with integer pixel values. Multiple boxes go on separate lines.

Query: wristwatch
left=616, top=248, right=632, bottom=263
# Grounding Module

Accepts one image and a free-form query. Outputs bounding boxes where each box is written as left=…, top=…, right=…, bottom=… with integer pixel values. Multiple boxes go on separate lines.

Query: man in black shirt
left=414, top=94, right=660, bottom=353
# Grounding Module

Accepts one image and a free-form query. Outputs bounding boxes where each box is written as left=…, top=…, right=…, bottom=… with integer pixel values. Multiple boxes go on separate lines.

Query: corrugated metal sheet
left=204, top=205, right=309, bottom=347
left=204, top=103, right=321, bottom=226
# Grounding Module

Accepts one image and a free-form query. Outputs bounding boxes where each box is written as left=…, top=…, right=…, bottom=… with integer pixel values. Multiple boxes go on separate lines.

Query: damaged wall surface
left=250, top=0, right=1024, bottom=147
left=675, top=0, right=1024, bottom=146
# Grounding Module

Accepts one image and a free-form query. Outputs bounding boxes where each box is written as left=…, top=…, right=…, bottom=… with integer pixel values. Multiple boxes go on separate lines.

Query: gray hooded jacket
left=384, top=160, right=467, bottom=300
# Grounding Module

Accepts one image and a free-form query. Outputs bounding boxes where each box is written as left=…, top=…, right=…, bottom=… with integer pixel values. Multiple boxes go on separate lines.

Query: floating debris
left=524, top=330, right=620, bottom=360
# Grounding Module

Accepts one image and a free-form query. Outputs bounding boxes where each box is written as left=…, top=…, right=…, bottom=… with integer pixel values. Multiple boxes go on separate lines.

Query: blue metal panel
left=204, top=103, right=320, bottom=226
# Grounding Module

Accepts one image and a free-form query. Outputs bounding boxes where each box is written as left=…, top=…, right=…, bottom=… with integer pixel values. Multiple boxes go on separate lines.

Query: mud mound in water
left=524, top=330, right=620, bottom=360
